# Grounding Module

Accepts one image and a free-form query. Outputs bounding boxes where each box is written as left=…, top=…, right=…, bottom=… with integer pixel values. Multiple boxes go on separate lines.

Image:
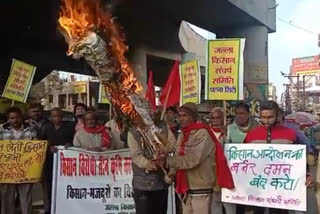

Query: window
left=48, top=95, right=53, bottom=104
left=58, top=94, right=67, bottom=109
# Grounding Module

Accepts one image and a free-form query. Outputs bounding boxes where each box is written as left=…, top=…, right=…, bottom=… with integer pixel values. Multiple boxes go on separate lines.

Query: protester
left=74, top=111, right=111, bottom=151
left=27, top=103, right=50, bottom=140
left=74, top=103, right=87, bottom=132
left=0, top=107, right=38, bottom=214
left=244, top=101, right=313, bottom=214
left=43, top=108, right=75, bottom=214
left=165, top=106, right=180, bottom=139
left=209, top=107, right=236, bottom=214
left=209, top=107, right=226, bottom=143
left=157, top=103, right=234, bottom=214
left=226, top=102, right=258, bottom=144
left=127, top=110, right=175, bottom=214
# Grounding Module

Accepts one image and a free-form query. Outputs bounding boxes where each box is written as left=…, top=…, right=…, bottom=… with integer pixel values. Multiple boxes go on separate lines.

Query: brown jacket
left=167, top=128, right=216, bottom=190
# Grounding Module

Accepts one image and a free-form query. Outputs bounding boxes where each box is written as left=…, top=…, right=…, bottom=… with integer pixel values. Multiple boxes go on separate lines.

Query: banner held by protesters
left=0, top=140, right=47, bottom=183
left=222, top=144, right=307, bottom=211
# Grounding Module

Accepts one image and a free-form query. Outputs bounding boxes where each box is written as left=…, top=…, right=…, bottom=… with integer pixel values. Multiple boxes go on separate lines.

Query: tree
left=28, top=71, right=64, bottom=103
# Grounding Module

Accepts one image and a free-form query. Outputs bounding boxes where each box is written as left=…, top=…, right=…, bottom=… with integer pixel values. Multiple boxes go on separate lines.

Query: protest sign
left=52, top=148, right=176, bottom=214
left=205, top=39, right=245, bottom=100
left=2, top=59, right=36, bottom=103
left=222, top=144, right=307, bottom=211
left=98, top=83, right=110, bottom=104
left=73, top=81, right=87, bottom=93
left=0, top=140, right=47, bottom=183
left=180, top=60, right=201, bottom=105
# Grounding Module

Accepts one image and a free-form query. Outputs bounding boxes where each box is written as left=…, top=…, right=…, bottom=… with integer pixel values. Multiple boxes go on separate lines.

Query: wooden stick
left=11, top=100, right=15, bottom=107
left=223, top=100, right=227, bottom=126
left=160, top=84, right=172, bottom=121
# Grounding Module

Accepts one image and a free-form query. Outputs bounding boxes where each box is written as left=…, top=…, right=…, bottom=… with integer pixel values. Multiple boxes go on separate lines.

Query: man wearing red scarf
left=209, top=107, right=236, bottom=214
left=160, top=103, right=234, bottom=214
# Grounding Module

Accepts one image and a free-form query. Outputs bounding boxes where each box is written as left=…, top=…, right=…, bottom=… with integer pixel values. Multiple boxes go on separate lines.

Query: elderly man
left=158, top=103, right=234, bottom=214
left=209, top=107, right=236, bottom=214
left=0, top=107, right=38, bottom=214
left=73, top=111, right=111, bottom=151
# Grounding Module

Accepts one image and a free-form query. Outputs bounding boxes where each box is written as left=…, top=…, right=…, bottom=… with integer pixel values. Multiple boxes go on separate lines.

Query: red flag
left=159, top=60, right=180, bottom=107
left=145, top=71, right=156, bottom=111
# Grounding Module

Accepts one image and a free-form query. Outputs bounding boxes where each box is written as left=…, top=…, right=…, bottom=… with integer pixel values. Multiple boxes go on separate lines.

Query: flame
left=59, top=0, right=145, bottom=126
left=59, top=0, right=142, bottom=92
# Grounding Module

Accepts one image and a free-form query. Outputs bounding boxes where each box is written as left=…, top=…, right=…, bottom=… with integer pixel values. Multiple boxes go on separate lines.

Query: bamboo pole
left=160, top=84, right=172, bottom=121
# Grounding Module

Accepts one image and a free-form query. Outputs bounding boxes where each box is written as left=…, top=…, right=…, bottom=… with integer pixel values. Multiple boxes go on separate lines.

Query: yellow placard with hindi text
left=180, top=60, right=201, bottom=105
left=2, top=59, right=36, bottom=103
left=205, top=39, right=245, bottom=100
left=98, top=83, right=110, bottom=104
left=73, top=81, right=87, bottom=93
left=0, top=140, right=47, bottom=183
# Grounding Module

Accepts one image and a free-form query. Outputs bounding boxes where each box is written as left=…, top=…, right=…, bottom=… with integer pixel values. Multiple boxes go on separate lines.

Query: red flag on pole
left=145, top=71, right=157, bottom=111
left=159, top=60, right=180, bottom=108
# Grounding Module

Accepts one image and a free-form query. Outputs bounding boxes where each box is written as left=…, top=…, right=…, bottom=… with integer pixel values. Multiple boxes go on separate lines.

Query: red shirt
left=244, top=125, right=296, bottom=144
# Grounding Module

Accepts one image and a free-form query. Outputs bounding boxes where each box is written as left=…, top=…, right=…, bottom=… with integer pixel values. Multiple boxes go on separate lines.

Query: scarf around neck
left=175, top=122, right=234, bottom=194
left=83, top=125, right=111, bottom=149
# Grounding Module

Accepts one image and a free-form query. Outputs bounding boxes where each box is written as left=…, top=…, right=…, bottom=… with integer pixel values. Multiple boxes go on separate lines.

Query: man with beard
left=244, top=101, right=313, bottom=214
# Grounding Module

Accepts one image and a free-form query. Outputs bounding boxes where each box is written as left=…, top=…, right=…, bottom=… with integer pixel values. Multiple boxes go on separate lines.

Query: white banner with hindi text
left=222, top=144, right=307, bottom=211
left=51, top=148, right=135, bottom=214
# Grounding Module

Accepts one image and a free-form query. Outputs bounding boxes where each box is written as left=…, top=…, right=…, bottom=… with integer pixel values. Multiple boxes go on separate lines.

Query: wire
left=277, top=17, right=317, bottom=35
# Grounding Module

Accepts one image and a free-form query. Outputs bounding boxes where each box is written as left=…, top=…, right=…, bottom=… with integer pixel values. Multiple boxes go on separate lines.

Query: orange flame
left=58, top=0, right=142, bottom=92
left=59, top=0, right=145, bottom=126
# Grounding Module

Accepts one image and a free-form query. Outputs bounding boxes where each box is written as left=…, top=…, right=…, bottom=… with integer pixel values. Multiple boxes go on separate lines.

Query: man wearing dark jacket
left=127, top=111, right=175, bottom=214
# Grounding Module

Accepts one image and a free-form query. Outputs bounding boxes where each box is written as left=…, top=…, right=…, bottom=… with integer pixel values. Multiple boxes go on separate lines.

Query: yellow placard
left=73, top=81, right=87, bottom=93
left=205, top=39, right=245, bottom=100
left=98, top=83, right=110, bottom=104
left=0, top=140, right=47, bottom=183
left=180, top=60, right=201, bottom=105
left=2, top=59, right=36, bottom=103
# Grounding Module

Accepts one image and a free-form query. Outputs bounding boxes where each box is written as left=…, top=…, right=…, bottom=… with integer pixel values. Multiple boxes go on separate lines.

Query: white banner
left=51, top=148, right=176, bottom=214
left=51, top=148, right=135, bottom=214
left=222, top=144, right=307, bottom=211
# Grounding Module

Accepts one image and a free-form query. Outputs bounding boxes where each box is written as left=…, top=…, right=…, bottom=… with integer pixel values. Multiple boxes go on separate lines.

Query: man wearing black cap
left=157, top=103, right=234, bottom=214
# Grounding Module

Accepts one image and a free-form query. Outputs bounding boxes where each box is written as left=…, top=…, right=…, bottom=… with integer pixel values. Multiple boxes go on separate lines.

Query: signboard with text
left=180, top=60, right=201, bottom=105
left=52, top=148, right=135, bottom=214
left=291, top=55, right=320, bottom=75
left=222, top=144, right=307, bottom=211
left=2, top=59, right=36, bottom=103
left=0, top=140, right=47, bottom=183
left=98, top=83, right=110, bottom=104
left=205, top=39, right=245, bottom=100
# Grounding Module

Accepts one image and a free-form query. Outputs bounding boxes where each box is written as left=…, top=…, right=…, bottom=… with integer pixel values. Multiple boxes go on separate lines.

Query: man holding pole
left=157, top=103, right=234, bottom=214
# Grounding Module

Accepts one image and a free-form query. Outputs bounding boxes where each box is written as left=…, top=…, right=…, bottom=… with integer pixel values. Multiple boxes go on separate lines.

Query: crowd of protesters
left=0, top=100, right=319, bottom=214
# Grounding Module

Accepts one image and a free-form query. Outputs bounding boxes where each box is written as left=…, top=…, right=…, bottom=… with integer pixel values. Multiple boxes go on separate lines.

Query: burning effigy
left=58, top=0, right=168, bottom=168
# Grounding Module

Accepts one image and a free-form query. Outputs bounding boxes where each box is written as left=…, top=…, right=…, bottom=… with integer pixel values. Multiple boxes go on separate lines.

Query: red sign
left=291, top=55, right=320, bottom=75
